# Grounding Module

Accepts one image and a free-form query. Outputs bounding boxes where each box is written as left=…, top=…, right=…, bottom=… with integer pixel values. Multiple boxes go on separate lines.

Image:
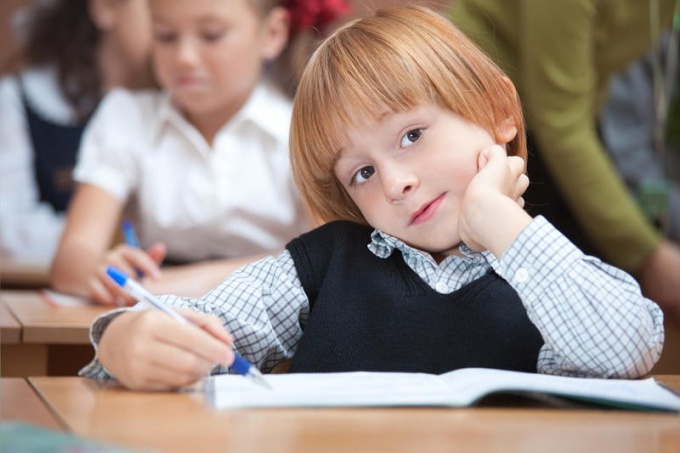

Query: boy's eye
left=400, top=128, right=423, bottom=148
left=352, top=166, right=375, bottom=185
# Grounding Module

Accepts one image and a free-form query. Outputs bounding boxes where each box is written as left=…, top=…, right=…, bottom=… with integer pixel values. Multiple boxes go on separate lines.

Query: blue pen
left=122, top=220, right=141, bottom=248
left=106, top=266, right=272, bottom=389
left=121, top=220, right=144, bottom=278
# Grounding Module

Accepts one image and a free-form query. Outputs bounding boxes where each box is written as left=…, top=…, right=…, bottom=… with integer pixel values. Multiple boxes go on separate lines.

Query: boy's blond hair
left=291, top=6, right=526, bottom=224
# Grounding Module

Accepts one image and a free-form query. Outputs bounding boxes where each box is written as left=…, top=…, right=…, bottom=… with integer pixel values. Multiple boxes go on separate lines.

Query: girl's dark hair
left=267, top=0, right=350, bottom=97
left=21, top=0, right=102, bottom=120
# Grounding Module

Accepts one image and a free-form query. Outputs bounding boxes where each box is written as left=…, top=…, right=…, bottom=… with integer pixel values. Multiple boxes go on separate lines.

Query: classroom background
left=1, top=1, right=679, bottom=452
left=1, top=0, right=679, bottom=374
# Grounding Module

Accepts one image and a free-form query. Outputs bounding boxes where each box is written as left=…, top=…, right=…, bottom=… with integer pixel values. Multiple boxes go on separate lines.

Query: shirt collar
left=152, top=91, right=178, bottom=143
left=368, top=228, right=491, bottom=264
left=239, top=82, right=291, bottom=144
left=151, top=82, right=291, bottom=147
left=20, top=67, right=78, bottom=125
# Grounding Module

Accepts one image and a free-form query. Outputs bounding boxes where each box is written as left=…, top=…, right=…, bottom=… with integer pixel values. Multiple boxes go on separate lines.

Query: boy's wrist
left=464, top=196, right=531, bottom=257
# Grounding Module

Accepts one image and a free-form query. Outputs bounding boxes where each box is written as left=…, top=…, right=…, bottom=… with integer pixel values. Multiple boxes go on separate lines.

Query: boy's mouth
left=409, top=193, right=445, bottom=225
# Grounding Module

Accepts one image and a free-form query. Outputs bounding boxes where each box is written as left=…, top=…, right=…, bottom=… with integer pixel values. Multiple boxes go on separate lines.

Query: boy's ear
left=496, top=77, right=518, bottom=144
left=497, top=117, right=518, bottom=144
left=261, top=7, right=291, bottom=61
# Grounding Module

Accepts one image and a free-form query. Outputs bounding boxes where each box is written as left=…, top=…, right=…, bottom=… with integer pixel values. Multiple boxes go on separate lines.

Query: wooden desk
left=28, top=376, right=680, bottom=453
left=1, top=378, right=63, bottom=431
left=1, top=290, right=110, bottom=376
left=1, top=298, right=21, bottom=344
left=0, top=262, right=49, bottom=289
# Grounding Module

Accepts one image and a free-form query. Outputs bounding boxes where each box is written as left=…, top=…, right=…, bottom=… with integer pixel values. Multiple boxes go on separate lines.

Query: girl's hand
left=98, top=309, right=234, bottom=391
left=458, top=145, right=531, bottom=255
left=88, top=242, right=167, bottom=306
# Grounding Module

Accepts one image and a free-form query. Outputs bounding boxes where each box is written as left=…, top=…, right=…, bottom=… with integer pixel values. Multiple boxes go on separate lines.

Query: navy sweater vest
left=286, top=221, right=543, bottom=374
left=21, top=83, right=92, bottom=212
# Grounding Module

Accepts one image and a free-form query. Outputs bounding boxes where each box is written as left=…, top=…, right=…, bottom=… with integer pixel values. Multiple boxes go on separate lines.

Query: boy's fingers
left=123, top=359, right=206, bottom=391
left=149, top=341, right=216, bottom=379
left=180, top=310, right=234, bottom=344
left=489, top=144, right=507, bottom=158
left=517, top=174, right=530, bottom=196
left=159, top=314, right=233, bottom=366
left=477, top=144, right=504, bottom=169
left=477, top=150, right=489, bottom=170
left=508, top=155, right=526, bottom=175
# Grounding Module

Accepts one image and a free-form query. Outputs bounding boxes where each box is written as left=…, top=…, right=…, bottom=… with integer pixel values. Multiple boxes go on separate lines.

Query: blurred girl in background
left=50, top=0, right=348, bottom=305
left=0, top=0, right=154, bottom=265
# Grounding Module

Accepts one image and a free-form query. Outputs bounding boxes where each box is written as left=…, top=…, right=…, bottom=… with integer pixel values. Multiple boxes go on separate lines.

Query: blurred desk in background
left=0, top=261, right=50, bottom=289
left=1, top=297, right=21, bottom=344
left=0, top=290, right=110, bottom=377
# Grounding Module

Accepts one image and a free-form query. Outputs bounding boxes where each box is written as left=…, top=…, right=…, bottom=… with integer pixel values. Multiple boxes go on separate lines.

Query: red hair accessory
left=282, top=0, right=350, bottom=35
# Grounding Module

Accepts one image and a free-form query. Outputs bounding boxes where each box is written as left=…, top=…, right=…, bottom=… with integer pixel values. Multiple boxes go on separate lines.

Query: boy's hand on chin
left=458, top=145, right=531, bottom=256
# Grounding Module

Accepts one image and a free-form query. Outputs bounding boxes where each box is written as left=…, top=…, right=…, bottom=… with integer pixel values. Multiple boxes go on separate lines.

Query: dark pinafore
left=20, top=81, right=94, bottom=212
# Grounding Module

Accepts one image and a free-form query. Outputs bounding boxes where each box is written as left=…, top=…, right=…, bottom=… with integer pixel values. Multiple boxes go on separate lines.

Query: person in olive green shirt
left=451, top=0, right=680, bottom=323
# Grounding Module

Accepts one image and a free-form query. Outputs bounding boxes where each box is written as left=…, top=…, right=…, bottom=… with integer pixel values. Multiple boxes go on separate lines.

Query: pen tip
left=249, top=370, right=273, bottom=390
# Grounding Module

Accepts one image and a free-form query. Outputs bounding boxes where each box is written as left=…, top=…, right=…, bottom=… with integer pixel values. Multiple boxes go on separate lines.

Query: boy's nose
left=382, top=166, right=418, bottom=204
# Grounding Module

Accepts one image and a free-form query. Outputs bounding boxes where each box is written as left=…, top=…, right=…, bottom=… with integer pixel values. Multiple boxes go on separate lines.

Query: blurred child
left=0, top=0, right=154, bottom=265
left=82, top=6, right=663, bottom=391
left=50, top=0, right=347, bottom=305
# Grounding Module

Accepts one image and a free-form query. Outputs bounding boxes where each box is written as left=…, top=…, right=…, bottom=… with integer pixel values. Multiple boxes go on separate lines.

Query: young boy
left=81, top=6, right=664, bottom=391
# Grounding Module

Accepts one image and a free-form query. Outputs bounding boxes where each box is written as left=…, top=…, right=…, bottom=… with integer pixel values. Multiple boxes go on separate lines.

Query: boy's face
left=334, top=103, right=506, bottom=258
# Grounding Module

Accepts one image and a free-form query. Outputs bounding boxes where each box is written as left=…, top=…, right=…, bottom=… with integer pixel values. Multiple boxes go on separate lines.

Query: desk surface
left=1, top=290, right=110, bottom=344
left=1, top=378, right=63, bottom=431
left=28, top=376, right=680, bottom=453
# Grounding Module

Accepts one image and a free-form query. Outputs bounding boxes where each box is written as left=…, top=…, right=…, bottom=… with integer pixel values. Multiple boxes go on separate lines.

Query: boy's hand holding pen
left=97, top=266, right=270, bottom=390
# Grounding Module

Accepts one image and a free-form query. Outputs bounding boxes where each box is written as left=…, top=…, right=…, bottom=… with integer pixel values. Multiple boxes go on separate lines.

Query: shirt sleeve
left=489, top=216, right=664, bottom=378
left=73, top=89, right=144, bottom=202
left=79, top=250, right=309, bottom=379
left=0, top=76, right=65, bottom=264
left=519, top=0, right=659, bottom=272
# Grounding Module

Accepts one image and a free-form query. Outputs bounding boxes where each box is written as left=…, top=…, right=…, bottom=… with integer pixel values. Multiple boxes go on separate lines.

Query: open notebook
left=204, top=367, right=680, bottom=412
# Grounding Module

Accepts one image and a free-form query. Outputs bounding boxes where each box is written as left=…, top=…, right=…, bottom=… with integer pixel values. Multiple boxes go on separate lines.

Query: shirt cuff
left=78, top=308, right=130, bottom=380
left=488, top=216, right=584, bottom=305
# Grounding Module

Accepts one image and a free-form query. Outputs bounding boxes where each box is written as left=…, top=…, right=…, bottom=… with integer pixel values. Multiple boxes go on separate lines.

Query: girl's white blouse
left=74, top=83, right=310, bottom=262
